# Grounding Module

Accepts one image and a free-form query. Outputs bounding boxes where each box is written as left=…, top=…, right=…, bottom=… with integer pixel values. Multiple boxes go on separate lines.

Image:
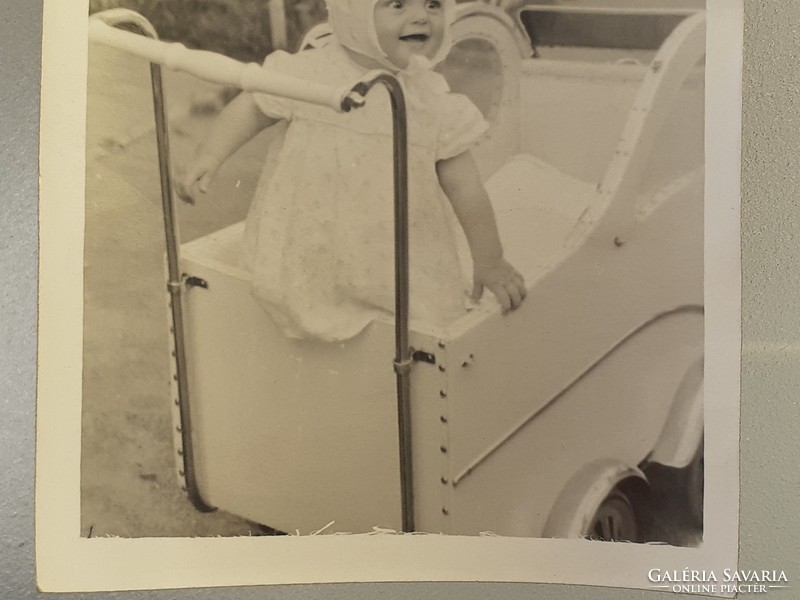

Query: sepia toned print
left=37, top=0, right=742, bottom=593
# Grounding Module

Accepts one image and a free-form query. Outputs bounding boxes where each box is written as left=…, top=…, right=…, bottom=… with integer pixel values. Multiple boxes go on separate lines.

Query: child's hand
left=175, top=154, right=220, bottom=204
left=472, top=257, right=526, bottom=313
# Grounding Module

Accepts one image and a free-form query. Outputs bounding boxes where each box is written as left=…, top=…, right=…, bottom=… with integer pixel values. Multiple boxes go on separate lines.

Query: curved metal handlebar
left=351, top=72, right=415, bottom=534
left=88, top=13, right=365, bottom=112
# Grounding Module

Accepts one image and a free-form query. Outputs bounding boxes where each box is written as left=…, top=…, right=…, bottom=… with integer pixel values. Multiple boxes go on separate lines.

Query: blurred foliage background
left=89, top=0, right=328, bottom=61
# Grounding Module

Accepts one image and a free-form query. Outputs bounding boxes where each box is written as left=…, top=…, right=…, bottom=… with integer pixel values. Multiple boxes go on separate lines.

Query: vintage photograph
left=36, top=0, right=741, bottom=593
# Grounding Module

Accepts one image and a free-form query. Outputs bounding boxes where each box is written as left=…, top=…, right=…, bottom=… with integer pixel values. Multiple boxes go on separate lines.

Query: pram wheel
left=585, top=487, right=642, bottom=543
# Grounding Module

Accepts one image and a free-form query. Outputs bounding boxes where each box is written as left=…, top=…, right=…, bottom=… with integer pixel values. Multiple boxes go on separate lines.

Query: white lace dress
left=243, top=42, right=488, bottom=341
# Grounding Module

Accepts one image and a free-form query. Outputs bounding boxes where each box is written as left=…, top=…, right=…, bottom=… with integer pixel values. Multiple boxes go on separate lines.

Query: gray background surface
left=2, top=0, right=798, bottom=597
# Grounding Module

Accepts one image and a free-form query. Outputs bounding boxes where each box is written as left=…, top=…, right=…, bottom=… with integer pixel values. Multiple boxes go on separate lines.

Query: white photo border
left=36, top=0, right=742, bottom=593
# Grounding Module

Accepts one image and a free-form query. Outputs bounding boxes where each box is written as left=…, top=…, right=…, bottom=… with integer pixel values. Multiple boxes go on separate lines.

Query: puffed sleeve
left=436, top=93, right=489, bottom=161
left=251, top=50, right=295, bottom=120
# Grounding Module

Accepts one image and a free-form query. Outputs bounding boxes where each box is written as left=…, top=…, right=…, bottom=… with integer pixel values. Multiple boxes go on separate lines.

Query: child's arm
left=177, top=92, right=278, bottom=202
left=437, top=150, right=526, bottom=313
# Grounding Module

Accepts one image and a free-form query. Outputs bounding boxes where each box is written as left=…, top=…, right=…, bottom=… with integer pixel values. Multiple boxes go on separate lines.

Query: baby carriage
left=88, top=1, right=706, bottom=541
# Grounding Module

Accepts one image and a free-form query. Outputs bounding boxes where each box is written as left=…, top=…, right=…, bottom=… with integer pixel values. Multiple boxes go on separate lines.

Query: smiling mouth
left=399, top=33, right=429, bottom=43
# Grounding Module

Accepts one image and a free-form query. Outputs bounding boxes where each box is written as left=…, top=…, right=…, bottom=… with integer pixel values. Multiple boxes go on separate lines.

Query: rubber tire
left=682, top=437, right=704, bottom=528
left=643, top=435, right=704, bottom=533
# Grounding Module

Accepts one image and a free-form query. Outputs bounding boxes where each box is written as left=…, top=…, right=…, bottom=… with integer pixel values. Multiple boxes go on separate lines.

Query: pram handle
left=350, top=71, right=415, bottom=534
left=88, top=15, right=365, bottom=113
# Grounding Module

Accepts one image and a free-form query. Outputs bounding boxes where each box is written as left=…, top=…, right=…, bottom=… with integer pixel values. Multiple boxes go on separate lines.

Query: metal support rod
left=356, top=72, right=414, bottom=533
left=150, top=62, right=216, bottom=513
left=268, top=0, right=289, bottom=50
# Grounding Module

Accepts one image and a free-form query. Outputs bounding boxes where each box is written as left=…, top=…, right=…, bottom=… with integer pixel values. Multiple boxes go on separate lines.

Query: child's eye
left=426, top=0, right=442, bottom=9
left=388, top=0, right=403, bottom=8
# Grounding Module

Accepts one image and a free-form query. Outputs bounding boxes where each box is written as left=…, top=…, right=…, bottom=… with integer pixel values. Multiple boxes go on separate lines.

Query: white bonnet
left=324, top=0, right=457, bottom=71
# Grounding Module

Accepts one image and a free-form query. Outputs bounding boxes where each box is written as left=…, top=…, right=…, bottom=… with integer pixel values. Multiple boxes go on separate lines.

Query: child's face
left=373, top=0, right=446, bottom=69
